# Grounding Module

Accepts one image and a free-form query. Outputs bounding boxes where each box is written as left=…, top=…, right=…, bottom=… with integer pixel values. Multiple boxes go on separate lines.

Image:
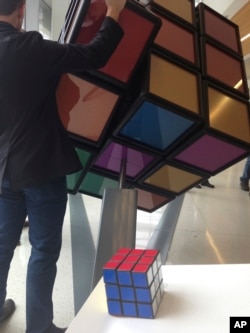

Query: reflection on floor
left=1, top=159, right=250, bottom=332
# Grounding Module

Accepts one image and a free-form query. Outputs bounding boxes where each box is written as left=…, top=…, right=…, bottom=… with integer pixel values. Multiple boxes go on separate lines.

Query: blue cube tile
left=137, top=298, right=158, bottom=319
left=137, top=303, right=154, bottom=319
left=122, top=302, right=138, bottom=317
left=103, top=270, right=117, bottom=284
left=117, top=271, right=133, bottom=286
left=105, top=284, right=120, bottom=300
left=107, top=300, right=123, bottom=316
left=132, top=264, right=153, bottom=287
left=120, top=286, right=136, bottom=301
left=136, top=289, right=152, bottom=303
left=132, top=273, right=147, bottom=287
left=103, top=261, right=120, bottom=284
left=135, top=282, right=156, bottom=303
left=117, top=263, right=134, bottom=286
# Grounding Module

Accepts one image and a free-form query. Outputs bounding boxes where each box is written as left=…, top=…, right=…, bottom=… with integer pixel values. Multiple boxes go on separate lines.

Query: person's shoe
left=195, top=184, right=202, bottom=188
left=201, top=180, right=215, bottom=188
left=240, top=181, right=249, bottom=191
left=0, top=299, right=16, bottom=323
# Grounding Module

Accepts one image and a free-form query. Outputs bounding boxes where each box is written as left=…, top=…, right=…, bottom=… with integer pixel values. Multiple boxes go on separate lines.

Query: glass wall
left=25, top=0, right=70, bottom=41
left=38, top=0, right=52, bottom=39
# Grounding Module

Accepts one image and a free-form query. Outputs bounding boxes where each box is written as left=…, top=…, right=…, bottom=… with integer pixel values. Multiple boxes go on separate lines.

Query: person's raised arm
left=105, top=0, right=127, bottom=21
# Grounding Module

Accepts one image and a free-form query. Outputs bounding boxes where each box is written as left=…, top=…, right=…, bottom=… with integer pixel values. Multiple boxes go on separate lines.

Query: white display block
left=66, top=264, right=250, bottom=333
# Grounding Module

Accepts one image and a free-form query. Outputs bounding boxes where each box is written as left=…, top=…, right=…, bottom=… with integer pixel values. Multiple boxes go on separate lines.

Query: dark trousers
left=240, top=156, right=250, bottom=182
left=0, top=176, right=67, bottom=333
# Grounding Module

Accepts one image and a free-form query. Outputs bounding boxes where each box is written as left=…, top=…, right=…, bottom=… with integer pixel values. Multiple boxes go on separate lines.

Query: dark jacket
left=0, top=17, right=124, bottom=191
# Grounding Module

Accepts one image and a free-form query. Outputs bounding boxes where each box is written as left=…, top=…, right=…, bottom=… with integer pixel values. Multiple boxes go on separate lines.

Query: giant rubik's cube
left=57, top=0, right=250, bottom=212
left=102, top=248, right=164, bottom=318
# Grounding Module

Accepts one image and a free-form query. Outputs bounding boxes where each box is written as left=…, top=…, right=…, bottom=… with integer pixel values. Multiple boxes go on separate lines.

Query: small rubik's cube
left=102, top=248, right=164, bottom=319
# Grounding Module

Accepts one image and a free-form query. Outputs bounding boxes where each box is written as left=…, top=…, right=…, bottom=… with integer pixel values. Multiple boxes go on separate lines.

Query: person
left=0, top=0, right=126, bottom=332
left=240, top=156, right=250, bottom=192
left=195, top=179, right=215, bottom=189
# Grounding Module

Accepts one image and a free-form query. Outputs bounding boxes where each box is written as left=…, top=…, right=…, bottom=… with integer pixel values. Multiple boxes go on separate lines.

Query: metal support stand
left=69, top=193, right=96, bottom=314
left=91, top=154, right=137, bottom=289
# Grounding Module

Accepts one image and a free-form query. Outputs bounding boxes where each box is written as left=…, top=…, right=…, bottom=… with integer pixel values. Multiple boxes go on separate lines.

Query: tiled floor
left=1, top=158, right=250, bottom=332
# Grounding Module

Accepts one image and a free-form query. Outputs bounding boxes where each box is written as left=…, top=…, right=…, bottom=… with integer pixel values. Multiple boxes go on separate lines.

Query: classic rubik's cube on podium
left=102, top=248, right=164, bottom=319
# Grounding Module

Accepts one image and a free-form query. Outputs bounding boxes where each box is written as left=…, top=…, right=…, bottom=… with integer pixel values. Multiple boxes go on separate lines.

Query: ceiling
left=195, top=0, right=250, bottom=94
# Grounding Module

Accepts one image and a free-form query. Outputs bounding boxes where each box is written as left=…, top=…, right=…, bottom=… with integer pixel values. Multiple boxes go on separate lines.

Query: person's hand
left=105, top=0, right=126, bottom=21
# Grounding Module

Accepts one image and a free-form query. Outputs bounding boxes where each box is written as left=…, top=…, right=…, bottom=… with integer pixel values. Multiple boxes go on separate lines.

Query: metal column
left=91, top=188, right=138, bottom=290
